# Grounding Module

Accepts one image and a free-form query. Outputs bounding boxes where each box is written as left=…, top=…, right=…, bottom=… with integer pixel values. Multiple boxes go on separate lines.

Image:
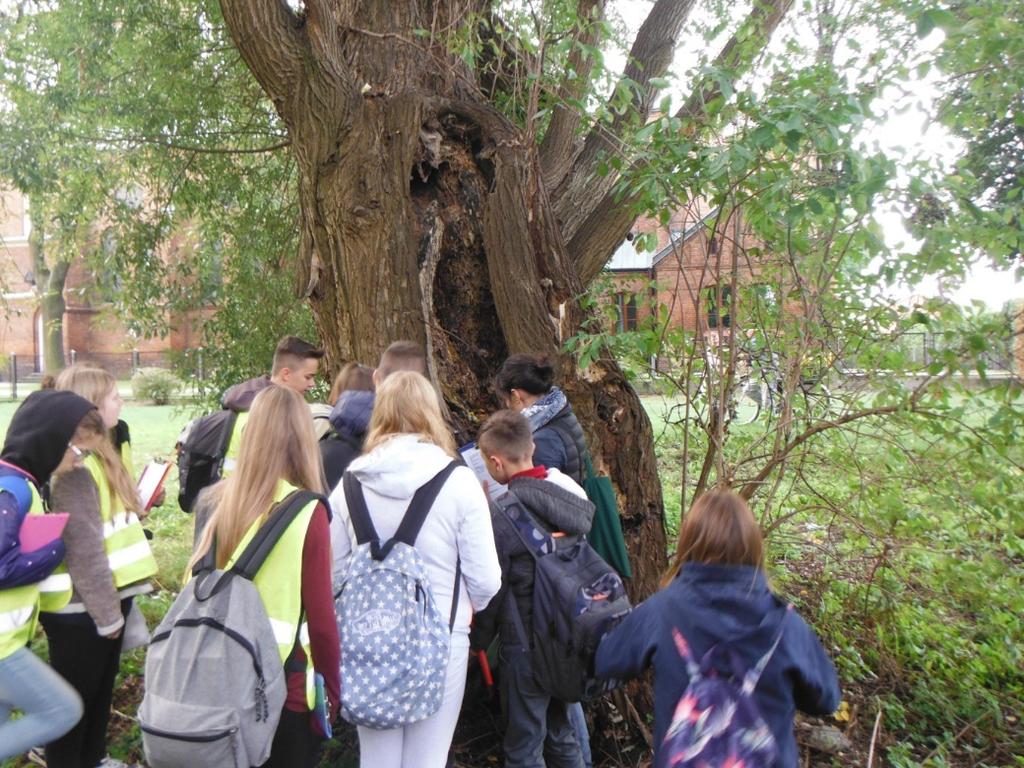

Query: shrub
left=132, top=367, right=180, bottom=405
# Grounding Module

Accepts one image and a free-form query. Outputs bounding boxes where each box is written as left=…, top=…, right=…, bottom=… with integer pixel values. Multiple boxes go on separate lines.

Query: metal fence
left=902, top=331, right=1014, bottom=372
left=2, top=348, right=210, bottom=399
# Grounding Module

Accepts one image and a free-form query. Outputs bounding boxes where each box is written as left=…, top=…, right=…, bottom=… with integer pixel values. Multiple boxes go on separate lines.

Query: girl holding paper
left=43, top=365, right=159, bottom=768
left=0, top=389, right=99, bottom=759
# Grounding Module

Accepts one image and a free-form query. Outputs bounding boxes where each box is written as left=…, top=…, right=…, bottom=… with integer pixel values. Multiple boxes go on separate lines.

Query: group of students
left=0, top=335, right=841, bottom=768
left=0, top=365, right=159, bottom=767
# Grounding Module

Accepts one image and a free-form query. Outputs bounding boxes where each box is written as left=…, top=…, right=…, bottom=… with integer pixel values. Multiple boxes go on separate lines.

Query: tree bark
left=220, top=0, right=669, bottom=602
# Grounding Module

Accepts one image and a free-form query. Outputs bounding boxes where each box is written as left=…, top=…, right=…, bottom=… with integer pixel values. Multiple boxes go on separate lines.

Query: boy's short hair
left=377, top=340, right=427, bottom=380
left=478, top=409, right=534, bottom=462
left=272, top=335, right=325, bottom=374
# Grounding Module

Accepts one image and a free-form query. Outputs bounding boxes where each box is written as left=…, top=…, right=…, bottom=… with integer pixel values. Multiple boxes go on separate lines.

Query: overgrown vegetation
left=641, top=389, right=1023, bottom=765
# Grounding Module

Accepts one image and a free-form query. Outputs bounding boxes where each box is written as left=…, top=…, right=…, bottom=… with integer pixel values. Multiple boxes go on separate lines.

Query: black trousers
left=260, top=708, right=323, bottom=768
left=39, top=600, right=130, bottom=768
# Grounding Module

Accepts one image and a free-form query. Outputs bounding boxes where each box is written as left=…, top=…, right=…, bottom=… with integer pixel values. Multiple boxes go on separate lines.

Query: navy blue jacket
left=321, top=390, right=374, bottom=492
left=595, top=563, right=840, bottom=768
left=0, top=466, right=66, bottom=590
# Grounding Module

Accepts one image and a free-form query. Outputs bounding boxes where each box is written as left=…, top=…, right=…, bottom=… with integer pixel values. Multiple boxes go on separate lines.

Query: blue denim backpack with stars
left=334, top=463, right=459, bottom=729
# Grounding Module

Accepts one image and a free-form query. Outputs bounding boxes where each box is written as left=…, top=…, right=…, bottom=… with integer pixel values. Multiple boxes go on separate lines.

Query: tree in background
left=0, top=0, right=315, bottom=388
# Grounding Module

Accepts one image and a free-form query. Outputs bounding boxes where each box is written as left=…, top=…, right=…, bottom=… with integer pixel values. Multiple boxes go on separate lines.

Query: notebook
left=137, top=461, right=172, bottom=512
left=18, top=513, right=69, bottom=551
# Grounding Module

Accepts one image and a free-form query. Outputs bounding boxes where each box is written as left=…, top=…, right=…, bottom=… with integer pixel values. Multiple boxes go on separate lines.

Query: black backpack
left=176, top=410, right=239, bottom=513
left=496, top=493, right=632, bottom=702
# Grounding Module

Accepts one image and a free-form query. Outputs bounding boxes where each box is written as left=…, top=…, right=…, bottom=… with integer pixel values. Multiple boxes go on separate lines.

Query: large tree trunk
left=29, top=212, right=68, bottom=372
left=220, top=0, right=669, bottom=601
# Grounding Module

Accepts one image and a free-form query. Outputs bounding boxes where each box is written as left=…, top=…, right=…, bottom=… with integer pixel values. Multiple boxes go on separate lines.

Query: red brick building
left=0, top=189, right=203, bottom=377
left=604, top=203, right=766, bottom=342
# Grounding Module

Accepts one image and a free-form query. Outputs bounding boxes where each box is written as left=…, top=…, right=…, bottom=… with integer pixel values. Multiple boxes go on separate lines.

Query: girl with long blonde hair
left=40, top=365, right=159, bottom=767
left=190, top=384, right=326, bottom=568
left=328, top=370, right=501, bottom=768
left=188, top=385, right=339, bottom=768
left=54, top=364, right=141, bottom=517
left=595, top=489, right=840, bottom=768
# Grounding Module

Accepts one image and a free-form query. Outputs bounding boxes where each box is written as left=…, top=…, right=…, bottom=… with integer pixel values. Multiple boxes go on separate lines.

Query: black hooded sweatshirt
left=0, top=389, right=96, bottom=590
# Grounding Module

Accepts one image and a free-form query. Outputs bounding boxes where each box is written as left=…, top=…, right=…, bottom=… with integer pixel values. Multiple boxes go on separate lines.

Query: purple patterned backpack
left=660, top=605, right=793, bottom=768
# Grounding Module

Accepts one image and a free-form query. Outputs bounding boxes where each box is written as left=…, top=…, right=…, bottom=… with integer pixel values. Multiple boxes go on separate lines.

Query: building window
left=706, top=285, right=732, bottom=328
left=615, top=293, right=638, bottom=333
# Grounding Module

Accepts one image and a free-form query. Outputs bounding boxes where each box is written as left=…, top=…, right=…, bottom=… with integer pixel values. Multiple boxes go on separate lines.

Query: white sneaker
left=96, top=758, right=136, bottom=768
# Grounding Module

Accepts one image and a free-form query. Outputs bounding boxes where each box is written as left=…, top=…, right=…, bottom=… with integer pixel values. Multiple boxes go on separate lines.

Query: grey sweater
left=49, top=466, right=150, bottom=635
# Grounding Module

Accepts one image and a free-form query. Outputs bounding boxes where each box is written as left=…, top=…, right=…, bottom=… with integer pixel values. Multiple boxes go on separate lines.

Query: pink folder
left=18, top=513, right=69, bottom=552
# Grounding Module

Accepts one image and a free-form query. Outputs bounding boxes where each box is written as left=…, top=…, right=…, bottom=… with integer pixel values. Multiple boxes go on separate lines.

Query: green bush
left=131, top=367, right=180, bottom=405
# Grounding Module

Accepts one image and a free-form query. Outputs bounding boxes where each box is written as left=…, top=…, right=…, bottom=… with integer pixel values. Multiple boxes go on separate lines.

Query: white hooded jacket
left=328, top=434, right=501, bottom=635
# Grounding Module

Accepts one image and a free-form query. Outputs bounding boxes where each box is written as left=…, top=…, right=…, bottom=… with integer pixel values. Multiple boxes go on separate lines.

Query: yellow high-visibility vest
left=226, top=480, right=318, bottom=708
left=0, top=480, right=71, bottom=658
left=84, top=454, right=158, bottom=588
left=220, top=411, right=250, bottom=478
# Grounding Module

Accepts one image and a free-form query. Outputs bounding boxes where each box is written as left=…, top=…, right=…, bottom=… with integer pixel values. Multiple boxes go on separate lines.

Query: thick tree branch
left=552, top=0, right=698, bottom=242
left=537, top=0, right=607, bottom=190
left=565, top=0, right=794, bottom=285
left=219, top=0, right=307, bottom=117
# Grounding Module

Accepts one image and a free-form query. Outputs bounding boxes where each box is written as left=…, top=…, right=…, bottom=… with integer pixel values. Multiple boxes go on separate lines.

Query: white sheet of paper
left=459, top=443, right=506, bottom=502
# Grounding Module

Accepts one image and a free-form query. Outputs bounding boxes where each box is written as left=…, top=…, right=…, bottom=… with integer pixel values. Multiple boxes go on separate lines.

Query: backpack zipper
left=139, top=723, right=238, bottom=743
left=151, top=616, right=266, bottom=685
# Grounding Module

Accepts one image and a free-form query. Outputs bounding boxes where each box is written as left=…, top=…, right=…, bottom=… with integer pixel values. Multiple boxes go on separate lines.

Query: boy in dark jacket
left=471, top=410, right=594, bottom=768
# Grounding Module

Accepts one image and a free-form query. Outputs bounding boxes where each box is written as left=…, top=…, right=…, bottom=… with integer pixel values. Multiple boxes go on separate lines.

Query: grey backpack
left=335, top=463, right=458, bottom=729
left=140, top=491, right=321, bottom=768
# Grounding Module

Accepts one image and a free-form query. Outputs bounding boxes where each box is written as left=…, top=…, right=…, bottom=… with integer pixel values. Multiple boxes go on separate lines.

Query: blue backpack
left=334, top=463, right=458, bottom=729
left=660, top=606, right=793, bottom=768
left=497, top=493, right=631, bottom=703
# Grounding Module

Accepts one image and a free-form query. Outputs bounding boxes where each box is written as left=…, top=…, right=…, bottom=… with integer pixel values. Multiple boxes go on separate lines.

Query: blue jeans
left=0, top=646, right=83, bottom=759
left=500, top=643, right=584, bottom=768
left=567, top=702, right=592, bottom=768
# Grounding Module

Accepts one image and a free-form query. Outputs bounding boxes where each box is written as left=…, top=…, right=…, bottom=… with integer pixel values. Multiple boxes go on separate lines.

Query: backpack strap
left=342, top=471, right=378, bottom=546
left=740, top=604, right=793, bottom=694
left=495, top=493, right=557, bottom=560
left=495, top=492, right=555, bottom=648
left=231, top=490, right=325, bottom=580
left=392, top=462, right=458, bottom=548
left=670, top=627, right=703, bottom=680
left=344, top=462, right=458, bottom=561
left=193, top=542, right=217, bottom=577
left=686, top=604, right=793, bottom=690
left=449, top=558, right=462, bottom=633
